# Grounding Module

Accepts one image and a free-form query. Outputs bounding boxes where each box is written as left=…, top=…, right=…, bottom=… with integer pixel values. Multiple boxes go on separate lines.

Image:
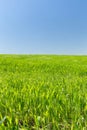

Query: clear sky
left=0, top=0, right=87, bottom=54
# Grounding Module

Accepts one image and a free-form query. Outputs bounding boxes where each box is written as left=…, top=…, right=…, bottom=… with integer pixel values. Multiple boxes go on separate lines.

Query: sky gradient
left=0, top=0, right=87, bottom=54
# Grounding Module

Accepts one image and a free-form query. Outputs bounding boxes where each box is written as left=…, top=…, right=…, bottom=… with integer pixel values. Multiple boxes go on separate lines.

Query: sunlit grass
left=0, top=55, right=87, bottom=129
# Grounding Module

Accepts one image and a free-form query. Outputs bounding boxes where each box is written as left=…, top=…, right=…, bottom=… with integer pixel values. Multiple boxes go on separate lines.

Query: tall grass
left=0, top=55, right=87, bottom=129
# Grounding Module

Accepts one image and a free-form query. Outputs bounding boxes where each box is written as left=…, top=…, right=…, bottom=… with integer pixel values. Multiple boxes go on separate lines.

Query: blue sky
left=0, top=0, right=87, bottom=54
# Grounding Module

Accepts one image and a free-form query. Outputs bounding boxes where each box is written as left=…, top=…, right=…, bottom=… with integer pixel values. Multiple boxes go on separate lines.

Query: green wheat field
left=0, top=55, right=87, bottom=130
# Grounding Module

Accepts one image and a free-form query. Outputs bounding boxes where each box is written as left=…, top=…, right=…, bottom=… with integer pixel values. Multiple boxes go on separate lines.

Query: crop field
left=0, top=55, right=87, bottom=130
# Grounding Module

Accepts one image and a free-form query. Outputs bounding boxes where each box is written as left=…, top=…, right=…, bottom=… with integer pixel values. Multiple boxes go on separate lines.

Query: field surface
left=0, top=55, right=87, bottom=130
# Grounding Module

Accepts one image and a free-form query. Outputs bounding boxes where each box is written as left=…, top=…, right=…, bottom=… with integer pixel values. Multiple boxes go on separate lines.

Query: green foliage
left=0, top=55, right=87, bottom=129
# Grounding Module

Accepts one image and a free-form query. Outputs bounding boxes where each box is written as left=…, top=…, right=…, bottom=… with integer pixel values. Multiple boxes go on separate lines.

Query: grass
left=0, top=55, right=87, bottom=129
